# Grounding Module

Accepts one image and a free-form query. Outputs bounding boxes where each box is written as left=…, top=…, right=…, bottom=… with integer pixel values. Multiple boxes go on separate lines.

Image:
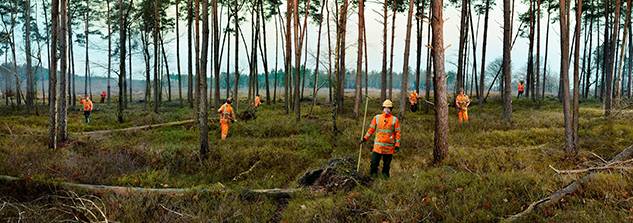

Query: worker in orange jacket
left=409, top=91, right=419, bottom=112
left=254, top=94, right=262, bottom=108
left=79, top=95, right=94, bottom=123
left=360, top=99, right=401, bottom=178
left=217, top=98, right=235, bottom=140
left=518, top=81, right=525, bottom=98
left=455, top=89, right=470, bottom=125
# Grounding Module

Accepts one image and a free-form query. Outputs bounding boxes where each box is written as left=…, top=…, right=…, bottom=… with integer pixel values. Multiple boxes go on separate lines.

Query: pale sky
left=6, top=1, right=588, bottom=83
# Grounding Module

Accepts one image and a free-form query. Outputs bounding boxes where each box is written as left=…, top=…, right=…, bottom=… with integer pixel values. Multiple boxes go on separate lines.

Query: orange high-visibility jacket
left=100, top=91, right=107, bottom=97
left=80, top=99, right=93, bottom=111
left=518, top=83, right=525, bottom=92
left=218, top=103, right=234, bottom=120
left=409, top=92, right=418, bottom=104
left=364, top=113, right=401, bottom=155
left=456, top=94, right=470, bottom=111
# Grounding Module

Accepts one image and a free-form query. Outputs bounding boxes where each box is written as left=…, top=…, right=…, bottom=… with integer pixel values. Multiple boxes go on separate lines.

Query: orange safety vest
left=80, top=99, right=93, bottom=111
left=409, top=92, right=418, bottom=104
left=100, top=91, right=107, bottom=97
left=218, top=103, right=234, bottom=120
left=364, top=113, right=401, bottom=155
left=518, top=83, right=525, bottom=92
left=456, top=94, right=470, bottom=110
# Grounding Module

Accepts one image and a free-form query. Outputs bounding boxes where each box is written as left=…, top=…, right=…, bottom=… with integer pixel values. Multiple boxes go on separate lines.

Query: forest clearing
left=2, top=0, right=633, bottom=221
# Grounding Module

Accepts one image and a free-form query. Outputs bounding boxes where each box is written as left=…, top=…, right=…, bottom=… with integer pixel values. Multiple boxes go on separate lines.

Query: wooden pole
left=357, top=96, right=369, bottom=172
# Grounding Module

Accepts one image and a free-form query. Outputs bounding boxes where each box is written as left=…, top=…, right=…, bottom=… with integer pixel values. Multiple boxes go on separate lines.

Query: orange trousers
left=458, top=110, right=469, bottom=124
left=220, top=119, right=231, bottom=140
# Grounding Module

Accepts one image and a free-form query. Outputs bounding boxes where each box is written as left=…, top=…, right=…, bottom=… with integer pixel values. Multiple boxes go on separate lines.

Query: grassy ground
left=1, top=97, right=632, bottom=222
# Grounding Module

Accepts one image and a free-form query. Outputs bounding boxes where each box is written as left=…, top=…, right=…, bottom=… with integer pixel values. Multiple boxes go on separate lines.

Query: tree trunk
left=415, top=0, right=425, bottom=96
left=479, top=0, right=490, bottom=105
left=353, top=0, right=365, bottom=117
left=572, top=0, right=583, bottom=154
left=292, top=0, right=312, bottom=120
left=58, top=0, right=68, bottom=142
left=387, top=0, right=397, bottom=99
left=535, top=0, right=541, bottom=100
left=380, top=0, right=388, bottom=102
left=425, top=5, right=432, bottom=113
left=107, top=0, right=112, bottom=104
left=502, top=0, right=512, bottom=122
left=312, top=0, right=326, bottom=110
left=118, top=0, right=126, bottom=123
left=153, top=0, right=161, bottom=113
left=258, top=1, right=269, bottom=105
left=233, top=1, right=240, bottom=112
left=160, top=34, right=172, bottom=103
left=326, top=0, right=332, bottom=104
left=198, top=0, right=210, bottom=159
left=431, top=0, right=448, bottom=164
left=212, top=0, right=220, bottom=108
left=629, top=17, right=633, bottom=98
left=543, top=10, right=550, bottom=99
left=527, top=0, right=535, bottom=100
left=605, top=0, right=619, bottom=116
left=559, top=0, right=574, bottom=154
left=85, top=2, right=90, bottom=102
left=177, top=0, right=183, bottom=106
left=187, top=0, right=194, bottom=108
left=25, top=0, right=34, bottom=110
left=615, top=0, right=632, bottom=107
left=584, top=0, right=595, bottom=99
left=456, top=0, right=469, bottom=93
left=273, top=14, right=279, bottom=103
left=400, top=0, right=415, bottom=118
left=49, top=0, right=59, bottom=149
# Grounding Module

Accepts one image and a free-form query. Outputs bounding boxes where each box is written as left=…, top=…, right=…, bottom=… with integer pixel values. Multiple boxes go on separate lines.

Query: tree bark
left=118, top=0, right=126, bottom=123
left=198, top=0, right=209, bottom=159
left=542, top=10, right=550, bottom=99
left=177, top=0, right=183, bottom=106
left=49, top=0, right=59, bottom=149
left=605, top=0, right=619, bottom=116
left=400, top=0, right=415, bottom=119
left=479, top=0, right=490, bottom=105
left=354, top=0, right=365, bottom=117
left=502, top=0, right=512, bottom=122
left=187, top=0, right=194, bottom=108
left=431, top=0, right=448, bottom=164
left=456, top=0, right=468, bottom=93
left=25, top=0, right=34, bottom=110
left=58, top=0, right=68, bottom=142
left=559, top=0, right=574, bottom=154
left=615, top=0, right=632, bottom=107
left=387, top=0, right=398, bottom=99
left=380, top=0, right=388, bottom=102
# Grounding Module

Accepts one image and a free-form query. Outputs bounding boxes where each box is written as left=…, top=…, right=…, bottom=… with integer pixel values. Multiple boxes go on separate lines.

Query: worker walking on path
left=517, top=81, right=525, bottom=98
left=409, top=91, right=419, bottom=112
left=217, top=98, right=236, bottom=140
left=360, top=99, right=401, bottom=178
left=455, top=88, right=470, bottom=125
left=254, top=94, right=262, bottom=108
left=79, top=95, right=93, bottom=124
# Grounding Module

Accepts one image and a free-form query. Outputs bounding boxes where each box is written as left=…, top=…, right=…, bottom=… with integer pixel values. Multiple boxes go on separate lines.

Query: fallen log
left=504, top=145, right=633, bottom=222
left=0, top=175, right=300, bottom=198
left=78, top=119, right=196, bottom=136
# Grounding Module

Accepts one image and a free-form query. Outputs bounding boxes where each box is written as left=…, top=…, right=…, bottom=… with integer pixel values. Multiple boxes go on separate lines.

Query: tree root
left=504, top=144, right=633, bottom=222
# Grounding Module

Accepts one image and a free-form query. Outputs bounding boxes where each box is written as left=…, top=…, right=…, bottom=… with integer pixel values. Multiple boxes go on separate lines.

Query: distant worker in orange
left=360, top=99, right=401, bottom=178
left=79, top=95, right=94, bottom=124
left=100, top=91, right=107, bottom=103
left=254, top=94, right=262, bottom=108
left=409, top=90, right=419, bottom=112
left=217, top=98, right=236, bottom=140
left=517, top=81, right=525, bottom=98
left=455, top=89, right=470, bottom=125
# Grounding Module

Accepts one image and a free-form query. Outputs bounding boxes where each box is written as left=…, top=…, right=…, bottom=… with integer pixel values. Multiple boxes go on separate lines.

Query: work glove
left=359, top=138, right=367, bottom=145
left=395, top=147, right=400, bottom=153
